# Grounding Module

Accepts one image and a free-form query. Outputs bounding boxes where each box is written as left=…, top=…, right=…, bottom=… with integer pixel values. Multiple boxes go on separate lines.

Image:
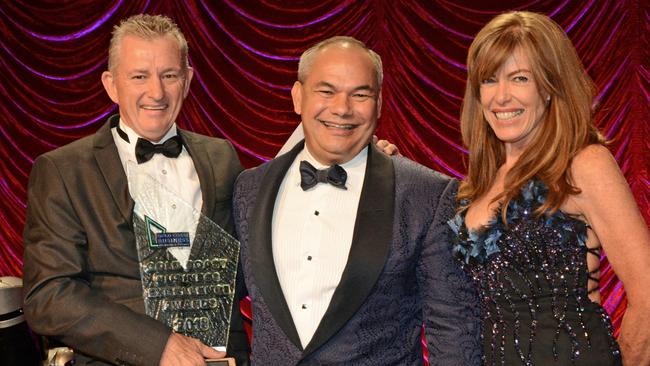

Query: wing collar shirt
left=272, top=145, right=368, bottom=348
left=112, top=120, right=202, bottom=269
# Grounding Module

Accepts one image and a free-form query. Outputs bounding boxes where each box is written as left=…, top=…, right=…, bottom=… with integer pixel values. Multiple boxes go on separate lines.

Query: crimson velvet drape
left=1, top=0, right=648, bottom=345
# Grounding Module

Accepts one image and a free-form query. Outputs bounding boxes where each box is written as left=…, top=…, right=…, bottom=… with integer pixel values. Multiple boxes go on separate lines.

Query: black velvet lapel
left=94, top=115, right=134, bottom=224
left=301, top=144, right=395, bottom=358
left=249, top=140, right=306, bottom=350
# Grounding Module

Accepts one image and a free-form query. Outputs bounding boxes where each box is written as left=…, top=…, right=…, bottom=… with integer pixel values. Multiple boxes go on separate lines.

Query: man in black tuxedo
left=233, top=36, right=482, bottom=365
left=22, top=14, right=248, bottom=366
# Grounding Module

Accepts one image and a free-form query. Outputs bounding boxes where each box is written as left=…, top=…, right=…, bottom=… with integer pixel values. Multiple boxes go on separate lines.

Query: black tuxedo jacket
left=233, top=141, right=482, bottom=365
left=23, top=115, right=248, bottom=366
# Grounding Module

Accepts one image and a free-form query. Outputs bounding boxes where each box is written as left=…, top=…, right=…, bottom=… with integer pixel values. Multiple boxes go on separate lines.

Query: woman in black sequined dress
left=450, top=11, right=650, bottom=365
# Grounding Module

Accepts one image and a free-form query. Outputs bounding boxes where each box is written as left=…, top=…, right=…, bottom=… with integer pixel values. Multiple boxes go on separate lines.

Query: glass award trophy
left=128, top=164, right=240, bottom=350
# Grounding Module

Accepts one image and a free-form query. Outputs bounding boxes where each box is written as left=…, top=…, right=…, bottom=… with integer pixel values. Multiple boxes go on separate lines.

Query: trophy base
left=206, top=357, right=235, bottom=366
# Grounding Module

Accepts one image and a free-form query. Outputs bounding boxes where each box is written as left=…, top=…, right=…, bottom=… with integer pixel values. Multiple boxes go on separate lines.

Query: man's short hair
left=107, top=14, right=189, bottom=73
left=297, top=36, right=383, bottom=89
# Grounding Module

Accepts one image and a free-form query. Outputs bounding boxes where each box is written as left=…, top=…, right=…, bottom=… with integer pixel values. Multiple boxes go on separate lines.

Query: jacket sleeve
left=418, top=178, right=483, bottom=365
left=22, top=154, right=171, bottom=366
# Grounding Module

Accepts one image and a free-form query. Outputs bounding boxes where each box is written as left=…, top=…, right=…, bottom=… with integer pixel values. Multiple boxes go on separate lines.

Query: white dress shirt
left=272, top=146, right=368, bottom=347
left=112, top=120, right=202, bottom=268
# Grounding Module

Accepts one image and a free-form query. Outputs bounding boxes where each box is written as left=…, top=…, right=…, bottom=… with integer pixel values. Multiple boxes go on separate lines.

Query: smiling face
left=291, top=45, right=381, bottom=165
left=101, top=35, right=193, bottom=141
left=480, top=48, right=548, bottom=155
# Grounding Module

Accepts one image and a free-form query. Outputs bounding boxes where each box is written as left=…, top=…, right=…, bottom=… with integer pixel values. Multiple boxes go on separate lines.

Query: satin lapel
left=302, top=144, right=395, bottom=357
left=250, top=140, right=305, bottom=350
left=94, top=115, right=134, bottom=224
left=180, top=130, right=217, bottom=219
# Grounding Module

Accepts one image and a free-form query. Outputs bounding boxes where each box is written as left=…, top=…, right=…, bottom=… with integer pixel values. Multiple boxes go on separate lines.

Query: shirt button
left=314, top=210, right=319, bottom=216
left=171, top=203, right=177, bottom=209
left=301, top=304, right=307, bottom=309
left=307, top=256, right=312, bottom=261
left=162, top=169, right=167, bottom=175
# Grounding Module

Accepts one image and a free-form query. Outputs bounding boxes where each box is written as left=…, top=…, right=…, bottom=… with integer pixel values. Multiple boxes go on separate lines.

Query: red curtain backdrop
left=1, top=0, right=648, bottom=340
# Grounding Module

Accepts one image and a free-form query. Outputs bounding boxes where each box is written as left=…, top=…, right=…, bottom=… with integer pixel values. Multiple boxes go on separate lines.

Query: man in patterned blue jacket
left=232, top=36, right=482, bottom=365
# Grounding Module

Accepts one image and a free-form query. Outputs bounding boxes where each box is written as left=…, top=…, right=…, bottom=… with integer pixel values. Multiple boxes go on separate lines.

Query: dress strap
left=586, top=244, right=601, bottom=294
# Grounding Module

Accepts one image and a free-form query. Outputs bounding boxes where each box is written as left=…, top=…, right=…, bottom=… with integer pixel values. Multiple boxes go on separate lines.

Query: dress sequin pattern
left=449, top=180, right=621, bottom=365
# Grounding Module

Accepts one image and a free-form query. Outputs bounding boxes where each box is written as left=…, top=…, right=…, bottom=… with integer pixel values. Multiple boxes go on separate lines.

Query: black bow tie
left=135, top=135, right=183, bottom=164
left=299, top=160, right=347, bottom=191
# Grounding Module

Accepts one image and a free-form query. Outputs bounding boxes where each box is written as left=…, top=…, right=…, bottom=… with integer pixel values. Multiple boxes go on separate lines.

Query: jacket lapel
left=249, top=141, right=305, bottom=350
left=94, top=115, right=134, bottom=224
left=180, top=130, right=217, bottom=219
left=301, top=144, right=395, bottom=358
left=180, top=130, right=222, bottom=259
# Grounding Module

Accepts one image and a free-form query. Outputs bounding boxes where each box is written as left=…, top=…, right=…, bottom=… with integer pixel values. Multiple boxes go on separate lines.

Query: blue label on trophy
left=155, top=232, right=191, bottom=247
left=144, top=216, right=190, bottom=248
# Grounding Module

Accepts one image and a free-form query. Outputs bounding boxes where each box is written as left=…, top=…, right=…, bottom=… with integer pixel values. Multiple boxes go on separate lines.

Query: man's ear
left=377, top=90, right=382, bottom=119
left=182, top=67, right=194, bottom=98
left=101, top=71, right=119, bottom=103
left=291, top=81, right=303, bottom=115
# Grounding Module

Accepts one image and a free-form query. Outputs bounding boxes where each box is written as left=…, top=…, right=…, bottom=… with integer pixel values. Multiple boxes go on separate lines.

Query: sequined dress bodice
left=449, top=180, right=620, bottom=365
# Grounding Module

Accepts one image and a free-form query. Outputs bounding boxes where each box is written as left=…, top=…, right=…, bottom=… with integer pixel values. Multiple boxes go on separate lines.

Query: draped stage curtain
left=1, top=0, right=648, bottom=344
